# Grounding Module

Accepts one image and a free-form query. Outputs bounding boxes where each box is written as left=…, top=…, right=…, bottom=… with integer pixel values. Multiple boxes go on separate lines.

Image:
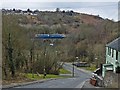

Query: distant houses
left=2, top=8, right=76, bottom=16
left=2, top=9, right=38, bottom=16
left=102, top=37, right=120, bottom=77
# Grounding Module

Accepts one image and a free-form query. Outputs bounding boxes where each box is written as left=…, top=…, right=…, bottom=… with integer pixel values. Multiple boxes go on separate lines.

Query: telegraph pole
left=72, top=59, right=74, bottom=77
left=8, top=33, right=15, bottom=78
left=43, top=40, right=47, bottom=78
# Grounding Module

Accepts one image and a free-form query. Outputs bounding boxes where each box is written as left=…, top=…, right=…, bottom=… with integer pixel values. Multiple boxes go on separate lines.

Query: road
left=8, top=63, right=92, bottom=88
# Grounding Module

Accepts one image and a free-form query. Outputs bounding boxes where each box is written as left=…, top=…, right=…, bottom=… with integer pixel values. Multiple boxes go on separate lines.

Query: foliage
left=2, top=11, right=118, bottom=80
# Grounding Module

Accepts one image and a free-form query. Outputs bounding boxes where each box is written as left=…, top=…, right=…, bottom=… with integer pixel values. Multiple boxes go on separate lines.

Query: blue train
left=35, top=34, right=66, bottom=39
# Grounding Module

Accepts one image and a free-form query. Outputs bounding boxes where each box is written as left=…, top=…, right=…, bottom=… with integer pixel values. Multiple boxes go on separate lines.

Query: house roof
left=106, top=37, right=120, bottom=51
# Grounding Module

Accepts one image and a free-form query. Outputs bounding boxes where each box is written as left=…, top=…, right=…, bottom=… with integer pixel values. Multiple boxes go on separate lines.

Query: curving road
left=11, top=63, right=92, bottom=88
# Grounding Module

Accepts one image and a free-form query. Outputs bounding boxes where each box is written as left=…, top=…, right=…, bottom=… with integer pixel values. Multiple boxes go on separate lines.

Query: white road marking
left=75, top=79, right=89, bottom=88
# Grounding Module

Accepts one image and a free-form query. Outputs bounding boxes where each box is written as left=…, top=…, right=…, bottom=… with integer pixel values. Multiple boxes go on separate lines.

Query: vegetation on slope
left=2, top=10, right=119, bottom=81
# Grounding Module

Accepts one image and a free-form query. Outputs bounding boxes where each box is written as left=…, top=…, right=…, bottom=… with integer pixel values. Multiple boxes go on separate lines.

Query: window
left=116, top=51, right=118, bottom=60
left=112, top=49, right=114, bottom=57
left=108, top=47, right=111, bottom=56
left=108, top=47, right=109, bottom=55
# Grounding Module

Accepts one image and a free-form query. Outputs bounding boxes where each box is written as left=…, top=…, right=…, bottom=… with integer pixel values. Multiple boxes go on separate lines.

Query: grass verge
left=2, top=72, right=72, bottom=85
left=78, top=65, right=96, bottom=72
left=25, top=73, right=71, bottom=80
left=59, top=68, right=71, bottom=74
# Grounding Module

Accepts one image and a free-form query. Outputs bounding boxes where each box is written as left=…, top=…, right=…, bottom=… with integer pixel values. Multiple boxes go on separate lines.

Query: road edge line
left=2, top=78, right=57, bottom=89
left=75, top=79, right=89, bottom=88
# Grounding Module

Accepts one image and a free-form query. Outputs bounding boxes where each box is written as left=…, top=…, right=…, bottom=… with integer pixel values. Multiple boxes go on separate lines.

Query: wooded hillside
left=2, top=10, right=119, bottom=80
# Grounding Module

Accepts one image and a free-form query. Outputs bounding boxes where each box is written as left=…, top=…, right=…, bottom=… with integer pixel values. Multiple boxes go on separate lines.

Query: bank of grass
left=25, top=73, right=61, bottom=80
left=59, top=68, right=71, bottom=74
left=25, top=71, right=71, bottom=80
left=3, top=71, right=72, bottom=85
left=78, top=64, right=96, bottom=72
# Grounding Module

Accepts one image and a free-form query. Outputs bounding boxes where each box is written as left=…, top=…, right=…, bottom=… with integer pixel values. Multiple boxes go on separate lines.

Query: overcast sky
left=1, top=0, right=119, bottom=2
left=1, top=0, right=119, bottom=21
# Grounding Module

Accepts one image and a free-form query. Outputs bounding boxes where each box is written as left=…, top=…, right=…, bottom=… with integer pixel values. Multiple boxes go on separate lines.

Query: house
left=102, top=37, right=120, bottom=77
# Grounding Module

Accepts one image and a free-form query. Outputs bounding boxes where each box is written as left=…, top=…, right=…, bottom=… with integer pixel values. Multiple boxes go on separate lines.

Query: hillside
left=2, top=10, right=119, bottom=80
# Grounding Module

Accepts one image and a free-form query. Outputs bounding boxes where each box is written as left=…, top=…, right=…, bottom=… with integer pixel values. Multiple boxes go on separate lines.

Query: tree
left=56, top=8, right=60, bottom=12
left=27, top=8, right=32, bottom=13
left=27, top=8, right=30, bottom=12
left=34, top=9, right=39, bottom=13
left=62, top=10, right=65, bottom=13
left=13, top=8, right=15, bottom=12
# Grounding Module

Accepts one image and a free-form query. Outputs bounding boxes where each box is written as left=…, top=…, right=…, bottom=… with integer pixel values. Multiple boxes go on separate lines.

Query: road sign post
left=72, top=61, right=74, bottom=77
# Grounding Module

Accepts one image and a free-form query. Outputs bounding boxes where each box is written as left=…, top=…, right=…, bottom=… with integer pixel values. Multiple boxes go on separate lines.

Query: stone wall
left=103, top=71, right=120, bottom=88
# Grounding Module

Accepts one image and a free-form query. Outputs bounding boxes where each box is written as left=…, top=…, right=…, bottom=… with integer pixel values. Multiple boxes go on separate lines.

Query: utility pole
left=8, top=33, right=15, bottom=78
left=30, top=39, right=34, bottom=78
left=30, top=48, right=34, bottom=78
left=72, top=59, right=74, bottom=77
left=32, top=40, right=35, bottom=78
left=43, top=40, right=47, bottom=78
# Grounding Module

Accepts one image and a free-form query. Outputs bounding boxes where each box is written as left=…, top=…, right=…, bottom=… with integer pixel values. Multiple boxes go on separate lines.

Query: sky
left=0, top=0, right=119, bottom=21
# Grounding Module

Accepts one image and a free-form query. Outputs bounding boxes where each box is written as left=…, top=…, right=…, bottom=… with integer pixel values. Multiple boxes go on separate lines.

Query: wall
left=103, top=71, right=120, bottom=88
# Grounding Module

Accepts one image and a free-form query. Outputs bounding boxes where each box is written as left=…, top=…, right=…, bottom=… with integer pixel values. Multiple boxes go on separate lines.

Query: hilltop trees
left=56, top=8, right=60, bottom=12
